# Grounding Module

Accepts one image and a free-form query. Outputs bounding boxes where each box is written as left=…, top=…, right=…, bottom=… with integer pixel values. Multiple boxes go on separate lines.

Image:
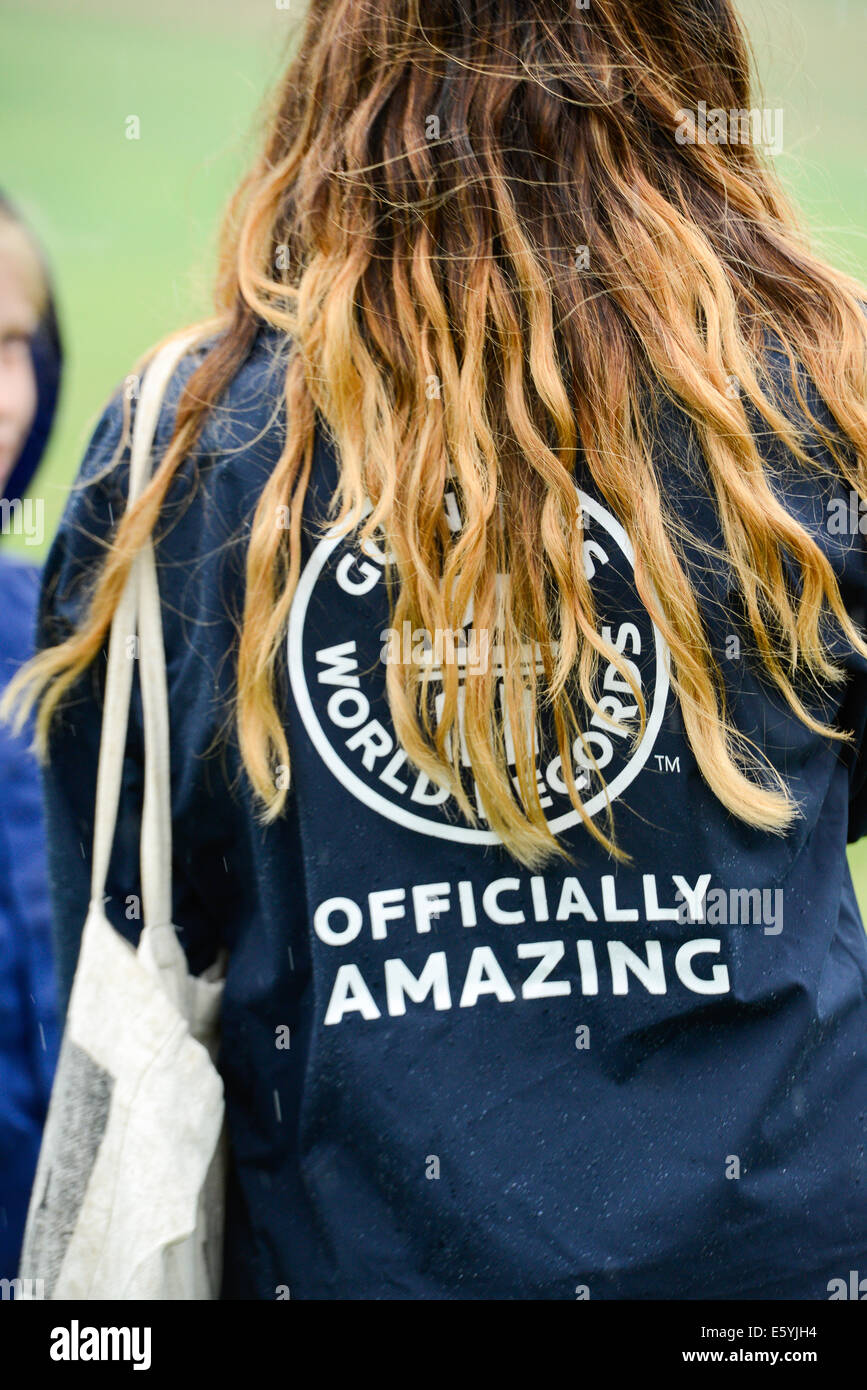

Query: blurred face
left=0, top=258, right=38, bottom=494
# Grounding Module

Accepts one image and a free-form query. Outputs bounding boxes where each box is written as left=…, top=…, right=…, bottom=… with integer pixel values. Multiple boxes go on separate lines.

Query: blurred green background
left=2, top=0, right=867, bottom=900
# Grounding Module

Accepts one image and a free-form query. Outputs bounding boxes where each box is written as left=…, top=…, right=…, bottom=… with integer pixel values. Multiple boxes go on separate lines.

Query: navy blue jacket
left=36, top=321, right=867, bottom=1299
left=0, top=563, right=62, bottom=1280
left=0, top=249, right=63, bottom=1278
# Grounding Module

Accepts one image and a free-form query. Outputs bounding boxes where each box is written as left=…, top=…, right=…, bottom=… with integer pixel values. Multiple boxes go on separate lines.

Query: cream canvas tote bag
left=18, top=329, right=227, bottom=1300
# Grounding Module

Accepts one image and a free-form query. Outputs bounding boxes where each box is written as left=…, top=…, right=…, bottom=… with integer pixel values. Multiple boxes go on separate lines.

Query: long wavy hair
left=5, top=0, right=867, bottom=870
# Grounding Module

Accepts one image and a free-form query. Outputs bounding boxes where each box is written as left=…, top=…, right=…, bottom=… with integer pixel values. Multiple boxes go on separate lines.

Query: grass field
left=3, top=0, right=867, bottom=902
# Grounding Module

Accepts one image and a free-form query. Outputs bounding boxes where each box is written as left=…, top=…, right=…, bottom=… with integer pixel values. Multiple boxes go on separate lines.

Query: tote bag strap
left=89, top=328, right=204, bottom=931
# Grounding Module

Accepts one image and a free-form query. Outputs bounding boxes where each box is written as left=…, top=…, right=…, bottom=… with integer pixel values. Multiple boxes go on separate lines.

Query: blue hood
left=0, top=191, right=63, bottom=506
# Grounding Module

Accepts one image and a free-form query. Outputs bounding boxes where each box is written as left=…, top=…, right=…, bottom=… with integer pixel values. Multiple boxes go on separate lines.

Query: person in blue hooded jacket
left=0, top=193, right=62, bottom=1280
left=4, top=2, right=867, bottom=1300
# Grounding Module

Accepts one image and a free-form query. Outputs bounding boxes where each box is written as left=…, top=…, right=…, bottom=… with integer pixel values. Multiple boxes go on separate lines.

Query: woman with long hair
left=4, top=0, right=867, bottom=1298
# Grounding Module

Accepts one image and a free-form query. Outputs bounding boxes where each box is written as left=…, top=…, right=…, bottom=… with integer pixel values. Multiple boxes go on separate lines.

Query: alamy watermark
left=49, top=1321, right=151, bottom=1370
left=675, top=101, right=784, bottom=157
left=380, top=622, right=490, bottom=675
left=827, top=1271, right=867, bottom=1299
left=675, top=884, right=783, bottom=936
left=0, top=496, right=43, bottom=546
left=0, top=1276, right=44, bottom=1299
left=826, top=491, right=867, bottom=535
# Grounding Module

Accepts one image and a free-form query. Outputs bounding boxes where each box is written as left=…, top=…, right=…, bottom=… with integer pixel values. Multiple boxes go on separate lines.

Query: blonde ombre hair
left=5, top=0, right=867, bottom=871
left=0, top=205, right=49, bottom=322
